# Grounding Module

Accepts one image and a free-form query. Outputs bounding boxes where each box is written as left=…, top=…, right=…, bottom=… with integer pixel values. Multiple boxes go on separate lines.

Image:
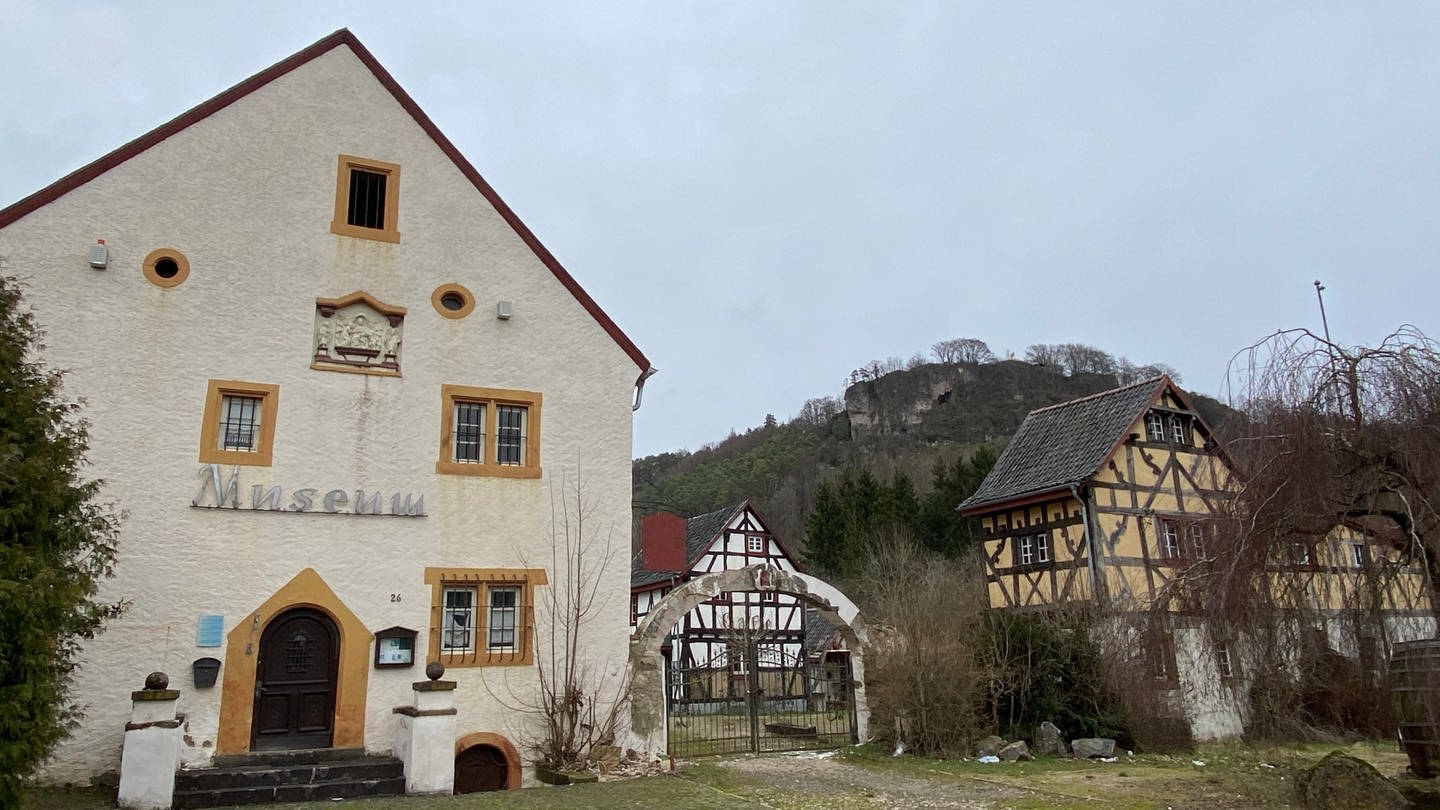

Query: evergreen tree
left=0, top=275, right=122, bottom=805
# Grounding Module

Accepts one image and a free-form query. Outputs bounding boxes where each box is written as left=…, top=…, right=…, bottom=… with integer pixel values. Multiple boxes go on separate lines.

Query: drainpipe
left=633, top=367, right=659, bottom=412
left=1070, top=483, right=1102, bottom=603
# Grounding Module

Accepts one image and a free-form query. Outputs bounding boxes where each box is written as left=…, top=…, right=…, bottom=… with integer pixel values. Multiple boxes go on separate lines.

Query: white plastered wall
left=0, top=45, right=640, bottom=783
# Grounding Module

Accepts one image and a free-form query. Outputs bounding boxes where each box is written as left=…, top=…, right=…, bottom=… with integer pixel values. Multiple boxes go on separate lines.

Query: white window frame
left=1170, top=415, right=1187, bottom=445
left=487, top=585, right=520, bottom=652
left=746, top=535, right=765, bottom=554
left=1351, top=542, right=1369, bottom=568
left=1215, top=640, right=1234, bottom=678
left=1147, top=412, right=1166, bottom=442
left=1161, top=520, right=1181, bottom=559
left=1188, top=523, right=1207, bottom=559
left=440, top=586, right=477, bottom=654
left=1035, top=532, right=1051, bottom=563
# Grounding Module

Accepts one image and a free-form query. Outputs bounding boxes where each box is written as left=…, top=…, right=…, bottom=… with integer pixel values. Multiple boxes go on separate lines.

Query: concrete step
left=173, top=754, right=405, bottom=808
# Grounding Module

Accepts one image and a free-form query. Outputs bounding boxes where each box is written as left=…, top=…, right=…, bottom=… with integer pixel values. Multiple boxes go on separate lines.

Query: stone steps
left=173, top=751, right=405, bottom=808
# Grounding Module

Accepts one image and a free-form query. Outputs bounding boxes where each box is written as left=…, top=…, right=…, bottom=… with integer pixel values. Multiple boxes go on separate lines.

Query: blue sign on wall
left=196, top=614, right=224, bottom=647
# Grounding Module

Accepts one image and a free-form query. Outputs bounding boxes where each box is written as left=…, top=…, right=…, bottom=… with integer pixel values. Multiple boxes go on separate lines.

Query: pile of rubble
left=972, top=722, right=1121, bottom=763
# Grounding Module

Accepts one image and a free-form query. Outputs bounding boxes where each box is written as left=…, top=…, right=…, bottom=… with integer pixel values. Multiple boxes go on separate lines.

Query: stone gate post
left=117, top=672, right=182, bottom=810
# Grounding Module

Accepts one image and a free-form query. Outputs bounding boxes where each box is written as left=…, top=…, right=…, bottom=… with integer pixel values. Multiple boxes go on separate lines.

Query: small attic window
left=348, top=168, right=387, bottom=229
left=331, top=155, right=400, bottom=243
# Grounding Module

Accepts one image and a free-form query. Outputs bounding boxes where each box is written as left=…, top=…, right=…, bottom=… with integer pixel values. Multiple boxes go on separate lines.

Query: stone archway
left=628, top=564, right=868, bottom=755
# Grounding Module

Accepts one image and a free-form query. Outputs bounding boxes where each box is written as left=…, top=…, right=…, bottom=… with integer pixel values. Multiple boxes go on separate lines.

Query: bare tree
left=490, top=471, right=630, bottom=771
left=1057, top=343, right=1117, bottom=375
left=796, top=396, right=841, bottom=427
left=1115, top=357, right=1184, bottom=385
left=1147, top=325, right=1440, bottom=737
left=1023, top=343, right=1066, bottom=370
left=932, top=338, right=996, bottom=365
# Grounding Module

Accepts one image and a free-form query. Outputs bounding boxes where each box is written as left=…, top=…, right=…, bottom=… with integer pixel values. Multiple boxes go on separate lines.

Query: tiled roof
left=631, top=502, right=745, bottom=588
left=958, top=377, right=1167, bottom=514
left=804, top=607, right=842, bottom=657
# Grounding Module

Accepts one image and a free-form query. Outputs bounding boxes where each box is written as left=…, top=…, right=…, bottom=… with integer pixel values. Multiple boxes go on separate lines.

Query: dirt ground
left=703, top=751, right=1025, bottom=808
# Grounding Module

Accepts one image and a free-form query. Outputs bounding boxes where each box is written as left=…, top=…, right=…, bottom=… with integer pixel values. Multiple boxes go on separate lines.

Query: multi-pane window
left=441, top=586, right=476, bottom=653
left=1143, top=410, right=1195, bottom=446
left=437, top=386, right=542, bottom=478
left=1215, top=641, right=1234, bottom=678
left=1188, top=523, right=1207, bottom=559
left=219, top=395, right=262, bottom=451
left=747, top=535, right=764, bottom=554
left=200, top=379, right=279, bottom=466
left=426, top=567, right=546, bottom=667
left=1170, top=415, right=1190, bottom=445
left=1146, top=412, right=1166, bottom=442
left=453, top=402, right=485, bottom=463
left=488, top=586, right=519, bottom=651
left=496, top=405, right=526, bottom=466
left=1161, top=520, right=1182, bottom=559
left=1016, top=533, right=1051, bottom=566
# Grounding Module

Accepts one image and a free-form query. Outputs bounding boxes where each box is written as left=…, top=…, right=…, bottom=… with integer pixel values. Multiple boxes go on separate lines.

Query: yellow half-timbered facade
left=960, top=376, right=1435, bottom=740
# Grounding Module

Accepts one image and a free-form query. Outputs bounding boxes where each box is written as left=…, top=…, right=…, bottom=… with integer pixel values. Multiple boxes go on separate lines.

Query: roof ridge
left=1028, top=375, right=1167, bottom=414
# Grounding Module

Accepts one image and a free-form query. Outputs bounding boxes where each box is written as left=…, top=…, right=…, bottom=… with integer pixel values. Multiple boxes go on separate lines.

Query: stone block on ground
left=1295, top=751, right=1408, bottom=810
left=975, top=735, right=1006, bottom=757
left=1071, top=738, right=1116, bottom=759
left=1036, top=722, right=1066, bottom=757
left=998, top=741, right=1033, bottom=762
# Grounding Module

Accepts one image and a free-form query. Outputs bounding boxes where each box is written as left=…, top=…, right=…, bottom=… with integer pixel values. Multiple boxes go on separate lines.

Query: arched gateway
left=629, top=564, right=869, bottom=755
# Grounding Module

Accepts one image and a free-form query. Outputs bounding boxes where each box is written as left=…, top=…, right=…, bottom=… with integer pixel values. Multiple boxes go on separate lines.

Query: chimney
left=641, top=512, right=687, bottom=573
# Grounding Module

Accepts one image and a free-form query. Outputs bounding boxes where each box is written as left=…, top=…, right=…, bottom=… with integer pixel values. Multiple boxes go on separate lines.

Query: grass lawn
left=829, top=739, right=1414, bottom=809
left=20, top=739, right=1420, bottom=809
left=22, top=773, right=754, bottom=810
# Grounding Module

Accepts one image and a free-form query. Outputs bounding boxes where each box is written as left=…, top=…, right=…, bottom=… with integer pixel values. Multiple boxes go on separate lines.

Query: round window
left=142, top=248, right=190, bottom=288
left=154, top=258, right=181, bottom=279
left=431, top=284, right=475, bottom=319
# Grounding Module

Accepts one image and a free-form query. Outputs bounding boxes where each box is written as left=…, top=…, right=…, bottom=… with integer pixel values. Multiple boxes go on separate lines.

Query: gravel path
left=704, top=751, right=1037, bottom=809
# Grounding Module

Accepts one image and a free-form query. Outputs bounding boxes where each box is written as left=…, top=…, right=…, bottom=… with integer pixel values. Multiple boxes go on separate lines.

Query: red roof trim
left=0, top=29, right=651, bottom=372
left=958, top=486, right=1071, bottom=517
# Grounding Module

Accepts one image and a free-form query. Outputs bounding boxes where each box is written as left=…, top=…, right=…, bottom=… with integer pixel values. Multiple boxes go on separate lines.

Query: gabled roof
left=0, top=29, right=650, bottom=373
left=959, top=376, right=1202, bottom=515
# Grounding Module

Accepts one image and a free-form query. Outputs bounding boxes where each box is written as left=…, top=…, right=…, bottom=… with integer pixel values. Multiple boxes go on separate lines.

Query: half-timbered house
left=631, top=503, right=807, bottom=704
left=959, top=376, right=1435, bottom=740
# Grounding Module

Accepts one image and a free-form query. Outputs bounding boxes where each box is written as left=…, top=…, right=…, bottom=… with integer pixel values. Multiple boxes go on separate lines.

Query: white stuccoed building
left=0, top=30, right=653, bottom=793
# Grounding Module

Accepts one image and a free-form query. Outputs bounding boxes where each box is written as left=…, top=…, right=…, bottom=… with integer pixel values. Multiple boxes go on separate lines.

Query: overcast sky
left=5, top=3, right=1439, bottom=457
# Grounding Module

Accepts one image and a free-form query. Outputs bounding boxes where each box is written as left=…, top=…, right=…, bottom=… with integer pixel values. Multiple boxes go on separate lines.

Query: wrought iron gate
left=666, top=642, right=857, bottom=756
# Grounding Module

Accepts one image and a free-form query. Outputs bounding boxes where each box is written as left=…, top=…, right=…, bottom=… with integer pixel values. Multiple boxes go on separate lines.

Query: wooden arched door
left=455, top=744, right=509, bottom=792
left=251, top=608, right=339, bottom=751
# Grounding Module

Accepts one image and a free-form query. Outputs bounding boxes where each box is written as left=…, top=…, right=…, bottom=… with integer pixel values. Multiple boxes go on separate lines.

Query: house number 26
left=390, top=594, right=402, bottom=603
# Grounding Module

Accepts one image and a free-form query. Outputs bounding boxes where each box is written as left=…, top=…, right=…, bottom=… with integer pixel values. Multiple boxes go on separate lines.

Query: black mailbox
left=192, top=657, right=221, bottom=688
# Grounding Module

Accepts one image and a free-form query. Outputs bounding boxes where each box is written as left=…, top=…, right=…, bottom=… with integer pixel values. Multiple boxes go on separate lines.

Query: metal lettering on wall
left=191, top=465, right=426, bottom=517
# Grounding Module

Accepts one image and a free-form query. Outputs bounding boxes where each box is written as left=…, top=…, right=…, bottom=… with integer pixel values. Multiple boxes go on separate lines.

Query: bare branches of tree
left=931, top=338, right=996, bottom=365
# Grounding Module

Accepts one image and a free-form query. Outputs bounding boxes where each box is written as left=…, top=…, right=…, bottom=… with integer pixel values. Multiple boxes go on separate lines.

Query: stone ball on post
left=144, top=672, right=170, bottom=691
left=425, top=661, right=445, bottom=681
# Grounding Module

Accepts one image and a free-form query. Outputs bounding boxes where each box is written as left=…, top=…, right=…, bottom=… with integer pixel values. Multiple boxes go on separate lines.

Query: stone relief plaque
left=312, top=292, right=406, bottom=375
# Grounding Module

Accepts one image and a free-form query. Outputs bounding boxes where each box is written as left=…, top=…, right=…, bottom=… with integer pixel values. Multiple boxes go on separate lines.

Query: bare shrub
left=855, top=535, right=990, bottom=755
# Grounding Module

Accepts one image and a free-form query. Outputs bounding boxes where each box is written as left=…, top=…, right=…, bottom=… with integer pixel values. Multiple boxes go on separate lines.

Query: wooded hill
left=633, top=348, right=1231, bottom=565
